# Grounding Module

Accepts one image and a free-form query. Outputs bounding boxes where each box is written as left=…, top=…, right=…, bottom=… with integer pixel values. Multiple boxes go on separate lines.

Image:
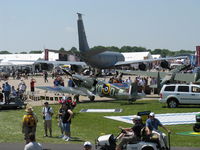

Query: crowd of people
left=0, top=79, right=27, bottom=103
left=22, top=94, right=78, bottom=150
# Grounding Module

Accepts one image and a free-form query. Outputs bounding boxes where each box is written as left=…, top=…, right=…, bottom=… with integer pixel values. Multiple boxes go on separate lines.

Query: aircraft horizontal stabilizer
left=174, top=73, right=198, bottom=83
left=116, top=70, right=166, bottom=78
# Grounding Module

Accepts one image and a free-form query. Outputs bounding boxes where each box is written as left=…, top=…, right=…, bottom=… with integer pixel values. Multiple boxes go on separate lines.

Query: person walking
left=22, top=106, right=38, bottom=144
left=44, top=71, right=48, bottom=83
left=30, top=78, right=36, bottom=93
left=42, top=102, right=54, bottom=137
left=30, top=78, right=36, bottom=99
left=24, top=133, right=42, bottom=150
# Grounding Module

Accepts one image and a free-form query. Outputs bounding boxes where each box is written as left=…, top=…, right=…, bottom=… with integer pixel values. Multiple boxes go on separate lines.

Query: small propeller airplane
left=36, top=69, right=145, bottom=102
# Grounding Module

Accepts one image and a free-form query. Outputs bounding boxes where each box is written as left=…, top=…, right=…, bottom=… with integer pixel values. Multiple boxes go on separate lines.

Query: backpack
left=23, top=114, right=37, bottom=127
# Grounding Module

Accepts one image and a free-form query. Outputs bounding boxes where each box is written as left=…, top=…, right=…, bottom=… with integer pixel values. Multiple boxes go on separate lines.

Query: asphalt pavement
left=0, top=143, right=200, bottom=150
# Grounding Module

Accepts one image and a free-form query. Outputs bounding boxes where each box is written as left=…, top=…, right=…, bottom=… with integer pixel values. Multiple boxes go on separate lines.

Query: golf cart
left=96, top=111, right=170, bottom=150
left=96, top=129, right=170, bottom=150
left=0, top=95, right=26, bottom=110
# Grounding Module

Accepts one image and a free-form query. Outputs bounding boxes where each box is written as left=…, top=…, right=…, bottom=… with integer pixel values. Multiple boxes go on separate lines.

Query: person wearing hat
left=146, top=112, right=171, bottom=149
left=22, top=106, right=38, bottom=144
left=83, top=141, right=92, bottom=150
left=42, top=102, right=54, bottom=137
left=116, top=115, right=144, bottom=150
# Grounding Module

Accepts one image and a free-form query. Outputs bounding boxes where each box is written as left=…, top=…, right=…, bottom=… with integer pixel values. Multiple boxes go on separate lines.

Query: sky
left=0, top=0, right=200, bottom=53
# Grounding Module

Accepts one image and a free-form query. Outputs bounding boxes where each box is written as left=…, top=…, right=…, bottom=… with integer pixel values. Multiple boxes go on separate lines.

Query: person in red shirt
left=30, top=78, right=36, bottom=95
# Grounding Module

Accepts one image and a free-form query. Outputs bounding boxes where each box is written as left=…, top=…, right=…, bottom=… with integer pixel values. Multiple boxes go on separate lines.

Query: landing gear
left=89, top=96, right=95, bottom=102
left=73, top=95, right=80, bottom=102
left=193, top=113, right=200, bottom=132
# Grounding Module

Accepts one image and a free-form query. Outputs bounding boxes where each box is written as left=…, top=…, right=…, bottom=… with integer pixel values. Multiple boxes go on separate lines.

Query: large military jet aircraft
left=73, top=13, right=187, bottom=70
left=7, top=13, right=187, bottom=72
left=36, top=70, right=145, bottom=102
left=116, top=64, right=200, bottom=91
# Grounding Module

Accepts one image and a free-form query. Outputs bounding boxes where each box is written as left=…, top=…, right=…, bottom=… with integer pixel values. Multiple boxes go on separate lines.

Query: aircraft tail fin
left=77, top=13, right=90, bottom=53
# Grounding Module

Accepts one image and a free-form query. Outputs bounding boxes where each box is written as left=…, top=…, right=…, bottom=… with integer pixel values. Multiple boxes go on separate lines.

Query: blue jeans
left=63, top=122, right=70, bottom=133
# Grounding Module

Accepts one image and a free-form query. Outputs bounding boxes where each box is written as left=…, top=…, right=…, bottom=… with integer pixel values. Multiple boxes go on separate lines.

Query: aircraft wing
left=36, top=86, right=92, bottom=96
left=116, top=70, right=167, bottom=78
left=9, top=60, right=86, bottom=66
left=115, top=56, right=188, bottom=66
left=174, top=73, right=198, bottom=83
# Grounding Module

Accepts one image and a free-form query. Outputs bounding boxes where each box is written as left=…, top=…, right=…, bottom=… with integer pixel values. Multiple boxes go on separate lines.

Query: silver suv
left=159, top=84, right=200, bottom=108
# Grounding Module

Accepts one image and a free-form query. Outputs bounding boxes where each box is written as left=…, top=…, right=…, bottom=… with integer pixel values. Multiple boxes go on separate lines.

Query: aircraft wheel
left=89, top=96, right=95, bottom=102
left=193, top=123, right=200, bottom=132
left=167, top=99, right=178, bottom=108
left=74, top=95, right=80, bottom=102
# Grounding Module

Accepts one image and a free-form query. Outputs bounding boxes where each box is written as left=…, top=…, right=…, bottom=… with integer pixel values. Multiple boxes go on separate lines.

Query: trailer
left=0, top=97, right=26, bottom=110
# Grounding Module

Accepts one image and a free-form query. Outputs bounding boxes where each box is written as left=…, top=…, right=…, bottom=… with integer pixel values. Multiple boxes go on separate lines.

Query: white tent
left=121, top=52, right=152, bottom=61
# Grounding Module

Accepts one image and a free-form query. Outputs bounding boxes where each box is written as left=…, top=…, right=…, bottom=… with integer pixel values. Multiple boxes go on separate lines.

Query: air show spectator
left=24, top=133, right=42, bottom=150
left=83, top=141, right=92, bottom=150
left=4, top=82, right=11, bottom=104
left=42, top=102, right=54, bottom=137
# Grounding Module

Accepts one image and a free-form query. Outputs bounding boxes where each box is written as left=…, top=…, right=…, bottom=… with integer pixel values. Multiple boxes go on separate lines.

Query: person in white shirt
left=42, top=102, right=54, bottom=137
left=126, top=77, right=132, bottom=84
left=24, top=133, right=42, bottom=150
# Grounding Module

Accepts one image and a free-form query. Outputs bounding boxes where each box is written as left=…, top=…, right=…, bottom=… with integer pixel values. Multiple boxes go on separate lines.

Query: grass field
left=0, top=99, right=200, bottom=147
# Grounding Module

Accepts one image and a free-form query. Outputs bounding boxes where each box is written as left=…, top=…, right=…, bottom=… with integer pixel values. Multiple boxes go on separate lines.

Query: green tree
left=20, top=52, right=27, bottom=54
left=59, top=47, right=66, bottom=52
left=29, top=50, right=43, bottom=54
left=0, top=51, right=12, bottom=54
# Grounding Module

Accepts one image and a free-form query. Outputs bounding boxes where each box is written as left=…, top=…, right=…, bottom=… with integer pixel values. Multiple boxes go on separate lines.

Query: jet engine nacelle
left=160, top=60, right=170, bottom=69
left=138, top=63, right=146, bottom=71
left=71, top=65, right=84, bottom=73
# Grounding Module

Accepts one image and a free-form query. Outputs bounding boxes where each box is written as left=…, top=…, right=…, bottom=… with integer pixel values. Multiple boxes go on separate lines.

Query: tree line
left=0, top=46, right=195, bottom=57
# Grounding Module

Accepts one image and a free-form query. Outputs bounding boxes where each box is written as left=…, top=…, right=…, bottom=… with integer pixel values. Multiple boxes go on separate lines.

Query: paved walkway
left=0, top=143, right=199, bottom=150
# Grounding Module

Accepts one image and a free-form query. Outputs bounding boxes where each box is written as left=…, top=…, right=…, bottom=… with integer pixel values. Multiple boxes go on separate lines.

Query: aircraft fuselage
left=85, top=51, right=124, bottom=69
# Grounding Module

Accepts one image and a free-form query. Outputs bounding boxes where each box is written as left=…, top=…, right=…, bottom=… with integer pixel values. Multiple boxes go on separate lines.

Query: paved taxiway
left=0, top=143, right=200, bottom=150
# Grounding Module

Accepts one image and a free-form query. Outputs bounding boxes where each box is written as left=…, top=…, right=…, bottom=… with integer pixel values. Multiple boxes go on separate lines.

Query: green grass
left=1, top=100, right=200, bottom=147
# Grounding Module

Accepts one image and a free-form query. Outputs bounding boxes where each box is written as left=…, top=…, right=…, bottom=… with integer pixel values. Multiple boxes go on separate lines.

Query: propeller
left=62, top=68, right=72, bottom=76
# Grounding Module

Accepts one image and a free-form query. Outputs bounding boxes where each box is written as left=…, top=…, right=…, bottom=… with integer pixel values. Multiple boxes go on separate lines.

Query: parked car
left=159, top=83, right=200, bottom=108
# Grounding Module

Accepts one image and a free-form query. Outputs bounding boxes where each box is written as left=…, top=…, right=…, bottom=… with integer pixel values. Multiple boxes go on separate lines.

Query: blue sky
left=0, top=0, right=200, bottom=53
